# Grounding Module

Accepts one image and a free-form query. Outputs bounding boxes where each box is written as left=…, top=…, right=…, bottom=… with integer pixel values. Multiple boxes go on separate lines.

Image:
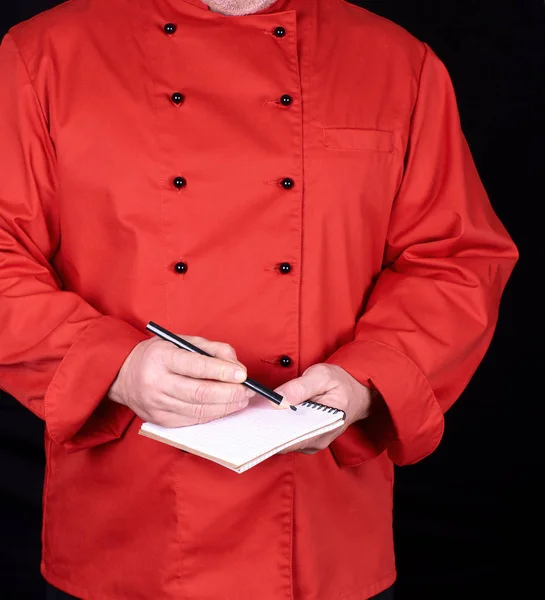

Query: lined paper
left=140, top=398, right=344, bottom=473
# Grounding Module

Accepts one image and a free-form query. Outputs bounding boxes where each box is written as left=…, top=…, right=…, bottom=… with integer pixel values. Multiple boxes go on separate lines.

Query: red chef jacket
left=0, top=0, right=517, bottom=598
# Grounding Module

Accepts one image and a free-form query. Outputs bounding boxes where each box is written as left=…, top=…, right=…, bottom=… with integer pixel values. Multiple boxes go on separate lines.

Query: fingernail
left=245, top=388, right=255, bottom=398
left=233, top=368, right=247, bottom=382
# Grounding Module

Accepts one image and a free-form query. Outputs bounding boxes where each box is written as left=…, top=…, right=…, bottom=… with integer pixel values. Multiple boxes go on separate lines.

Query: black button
left=173, top=176, right=186, bottom=189
left=171, top=92, right=184, bottom=105
left=273, top=26, right=286, bottom=38
left=281, top=178, right=294, bottom=190
left=280, top=94, right=293, bottom=106
left=279, top=262, right=292, bottom=274
left=164, top=23, right=177, bottom=35
left=280, top=355, right=292, bottom=367
left=174, top=262, right=188, bottom=274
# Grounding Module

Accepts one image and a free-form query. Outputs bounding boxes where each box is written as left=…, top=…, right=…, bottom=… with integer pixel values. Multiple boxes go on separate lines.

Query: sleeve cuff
left=44, top=316, right=149, bottom=450
left=326, top=339, right=444, bottom=466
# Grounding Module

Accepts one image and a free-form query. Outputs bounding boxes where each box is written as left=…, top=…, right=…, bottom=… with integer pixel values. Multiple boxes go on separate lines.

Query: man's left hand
left=274, top=364, right=373, bottom=455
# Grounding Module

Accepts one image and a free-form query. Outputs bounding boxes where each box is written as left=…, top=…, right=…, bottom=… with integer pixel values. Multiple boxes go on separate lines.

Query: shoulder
left=323, top=0, right=427, bottom=70
left=7, top=0, right=105, bottom=38
left=4, top=0, right=119, bottom=70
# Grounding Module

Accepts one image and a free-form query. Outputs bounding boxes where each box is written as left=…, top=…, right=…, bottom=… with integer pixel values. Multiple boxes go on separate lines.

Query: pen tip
left=290, top=405, right=297, bottom=411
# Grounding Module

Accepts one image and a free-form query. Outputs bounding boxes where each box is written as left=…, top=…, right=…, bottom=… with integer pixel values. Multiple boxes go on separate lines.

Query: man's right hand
left=108, top=335, right=255, bottom=427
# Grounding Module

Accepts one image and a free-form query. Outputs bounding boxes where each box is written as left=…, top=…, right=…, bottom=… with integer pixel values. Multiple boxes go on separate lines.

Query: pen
left=146, top=321, right=297, bottom=411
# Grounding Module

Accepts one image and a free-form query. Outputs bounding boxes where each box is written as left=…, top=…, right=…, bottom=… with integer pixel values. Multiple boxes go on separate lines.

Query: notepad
left=139, top=399, right=346, bottom=474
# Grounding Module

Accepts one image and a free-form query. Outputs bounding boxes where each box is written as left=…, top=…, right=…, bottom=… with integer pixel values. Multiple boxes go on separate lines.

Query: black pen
left=146, top=321, right=297, bottom=411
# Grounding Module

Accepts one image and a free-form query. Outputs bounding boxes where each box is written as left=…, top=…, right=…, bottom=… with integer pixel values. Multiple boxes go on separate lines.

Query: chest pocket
left=323, top=128, right=394, bottom=153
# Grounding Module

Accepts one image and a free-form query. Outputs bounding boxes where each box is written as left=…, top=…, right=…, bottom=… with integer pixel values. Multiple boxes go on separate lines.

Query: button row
left=171, top=177, right=295, bottom=191
left=171, top=261, right=295, bottom=368
left=164, top=22, right=287, bottom=38
left=163, top=22, right=293, bottom=193
left=173, top=261, right=293, bottom=275
left=170, top=91, right=291, bottom=106
left=165, top=20, right=294, bottom=368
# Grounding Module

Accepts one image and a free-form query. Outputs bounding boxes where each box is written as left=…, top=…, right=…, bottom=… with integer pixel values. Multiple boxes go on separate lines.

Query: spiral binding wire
left=301, top=400, right=343, bottom=415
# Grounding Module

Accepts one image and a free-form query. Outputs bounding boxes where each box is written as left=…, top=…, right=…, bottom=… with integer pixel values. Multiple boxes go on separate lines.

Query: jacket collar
left=180, top=0, right=290, bottom=14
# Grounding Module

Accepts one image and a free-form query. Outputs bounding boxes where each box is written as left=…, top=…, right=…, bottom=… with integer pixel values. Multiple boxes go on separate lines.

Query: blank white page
left=140, top=398, right=344, bottom=473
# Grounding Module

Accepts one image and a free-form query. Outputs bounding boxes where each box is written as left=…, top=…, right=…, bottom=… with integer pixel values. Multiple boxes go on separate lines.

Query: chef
left=0, top=0, right=517, bottom=598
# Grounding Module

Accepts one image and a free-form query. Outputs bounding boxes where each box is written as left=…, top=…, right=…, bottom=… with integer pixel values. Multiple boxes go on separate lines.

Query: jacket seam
left=6, top=32, right=50, bottom=128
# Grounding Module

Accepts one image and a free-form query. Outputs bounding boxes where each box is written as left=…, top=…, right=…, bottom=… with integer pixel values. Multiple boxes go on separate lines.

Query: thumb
left=274, top=370, right=329, bottom=406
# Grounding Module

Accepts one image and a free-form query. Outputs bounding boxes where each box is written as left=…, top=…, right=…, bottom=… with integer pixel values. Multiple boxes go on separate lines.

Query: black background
left=0, top=1, right=543, bottom=598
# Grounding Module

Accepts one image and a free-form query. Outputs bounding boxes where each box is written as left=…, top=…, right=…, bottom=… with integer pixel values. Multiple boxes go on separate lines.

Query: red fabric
left=0, top=0, right=517, bottom=598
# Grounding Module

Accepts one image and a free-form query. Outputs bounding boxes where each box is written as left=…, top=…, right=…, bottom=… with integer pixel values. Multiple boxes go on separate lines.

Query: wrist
left=106, top=373, right=125, bottom=404
left=349, top=384, right=373, bottom=423
left=107, top=340, right=142, bottom=406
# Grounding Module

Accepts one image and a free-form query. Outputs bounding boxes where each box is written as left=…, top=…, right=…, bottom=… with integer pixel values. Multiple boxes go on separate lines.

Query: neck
left=202, top=0, right=278, bottom=16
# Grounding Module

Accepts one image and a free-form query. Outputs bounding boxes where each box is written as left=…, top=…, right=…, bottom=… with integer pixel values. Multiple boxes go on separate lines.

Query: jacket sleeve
left=0, top=33, right=148, bottom=452
left=327, top=43, right=518, bottom=467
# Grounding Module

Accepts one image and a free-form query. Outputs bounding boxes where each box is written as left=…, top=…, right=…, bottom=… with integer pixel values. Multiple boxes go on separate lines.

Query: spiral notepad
left=139, top=398, right=346, bottom=473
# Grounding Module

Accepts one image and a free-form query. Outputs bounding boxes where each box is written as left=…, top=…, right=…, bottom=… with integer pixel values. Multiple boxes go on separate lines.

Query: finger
left=180, top=337, right=240, bottom=364
left=298, top=429, right=342, bottom=454
left=279, top=427, right=340, bottom=455
left=274, top=366, right=333, bottom=406
left=141, top=409, right=196, bottom=429
left=153, top=392, right=250, bottom=423
left=279, top=442, right=317, bottom=455
left=164, top=348, right=247, bottom=383
left=280, top=444, right=322, bottom=455
left=143, top=405, right=243, bottom=428
left=161, top=374, right=254, bottom=406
